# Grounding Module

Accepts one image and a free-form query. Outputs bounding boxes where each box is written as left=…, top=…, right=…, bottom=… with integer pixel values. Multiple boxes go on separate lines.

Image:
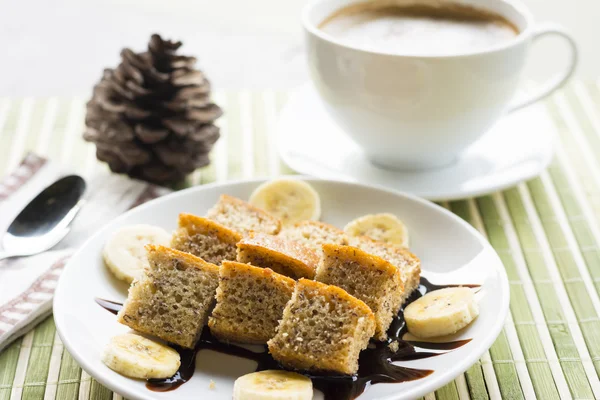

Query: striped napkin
left=0, top=153, right=171, bottom=352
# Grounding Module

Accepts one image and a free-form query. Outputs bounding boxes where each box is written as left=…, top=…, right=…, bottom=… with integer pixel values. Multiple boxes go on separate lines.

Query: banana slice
left=102, top=333, right=180, bottom=379
left=249, top=179, right=321, bottom=225
left=233, top=370, right=313, bottom=400
left=103, top=224, right=171, bottom=284
left=404, top=287, right=479, bottom=338
left=344, top=213, right=409, bottom=247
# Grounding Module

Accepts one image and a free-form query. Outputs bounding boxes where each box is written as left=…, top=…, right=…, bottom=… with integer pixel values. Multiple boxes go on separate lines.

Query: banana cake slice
left=171, top=213, right=242, bottom=265
left=208, top=261, right=295, bottom=344
left=315, top=243, right=404, bottom=340
left=349, top=236, right=421, bottom=302
left=280, top=220, right=348, bottom=253
left=206, top=194, right=281, bottom=235
left=237, top=233, right=319, bottom=279
left=267, top=279, right=375, bottom=375
left=117, top=245, right=220, bottom=349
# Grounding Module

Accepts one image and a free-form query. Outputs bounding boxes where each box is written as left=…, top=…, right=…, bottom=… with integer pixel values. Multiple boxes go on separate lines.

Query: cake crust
left=237, top=233, right=319, bottom=279
left=206, top=194, right=282, bottom=235
left=171, top=213, right=242, bottom=265
left=280, top=220, right=348, bottom=253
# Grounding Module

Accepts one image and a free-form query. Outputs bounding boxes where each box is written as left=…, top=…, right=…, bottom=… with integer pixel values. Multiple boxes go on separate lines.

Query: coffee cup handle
left=508, top=22, right=578, bottom=113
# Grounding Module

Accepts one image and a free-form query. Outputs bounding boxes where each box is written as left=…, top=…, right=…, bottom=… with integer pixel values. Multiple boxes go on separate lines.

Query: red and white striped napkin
left=0, top=153, right=171, bottom=352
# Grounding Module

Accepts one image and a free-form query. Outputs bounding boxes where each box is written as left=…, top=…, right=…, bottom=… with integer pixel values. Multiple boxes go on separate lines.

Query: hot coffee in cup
left=319, top=2, right=518, bottom=56
left=303, top=0, right=577, bottom=170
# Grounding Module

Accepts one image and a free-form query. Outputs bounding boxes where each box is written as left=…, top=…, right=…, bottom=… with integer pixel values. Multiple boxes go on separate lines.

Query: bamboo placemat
left=1, top=81, right=600, bottom=400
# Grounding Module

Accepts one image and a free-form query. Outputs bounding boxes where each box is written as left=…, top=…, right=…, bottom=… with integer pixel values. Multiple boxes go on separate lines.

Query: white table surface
left=0, top=0, right=598, bottom=96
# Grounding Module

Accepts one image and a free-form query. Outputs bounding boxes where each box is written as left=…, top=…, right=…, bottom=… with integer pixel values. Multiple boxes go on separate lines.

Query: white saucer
left=278, top=85, right=555, bottom=201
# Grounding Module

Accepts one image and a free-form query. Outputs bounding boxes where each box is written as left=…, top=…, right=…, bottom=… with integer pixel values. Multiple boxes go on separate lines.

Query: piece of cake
left=267, top=279, right=375, bottom=375
left=171, top=213, right=242, bottom=265
left=280, top=220, right=347, bottom=253
left=315, top=243, right=403, bottom=340
left=349, top=236, right=421, bottom=301
left=117, top=245, right=220, bottom=349
left=206, top=194, right=281, bottom=235
left=236, top=233, right=319, bottom=279
left=208, top=261, right=295, bottom=344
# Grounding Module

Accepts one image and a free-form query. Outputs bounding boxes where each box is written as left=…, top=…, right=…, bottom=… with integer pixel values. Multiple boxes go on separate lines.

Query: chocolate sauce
left=96, top=277, right=479, bottom=399
left=147, top=345, right=197, bottom=391
left=95, top=298, right=124, bottom=315
left=419, top=277, right=481, bottom=292
left=146, top=330, right=275, bottom=392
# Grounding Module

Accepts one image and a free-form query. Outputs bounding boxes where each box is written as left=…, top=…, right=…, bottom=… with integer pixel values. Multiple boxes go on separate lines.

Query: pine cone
left=83, top=34, right=222, bottom=184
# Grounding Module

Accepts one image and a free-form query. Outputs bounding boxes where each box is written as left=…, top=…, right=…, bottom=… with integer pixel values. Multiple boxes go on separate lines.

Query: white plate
left=278, top=85, right=555, bottom=201
left=53, top=178, right=509, bottom=400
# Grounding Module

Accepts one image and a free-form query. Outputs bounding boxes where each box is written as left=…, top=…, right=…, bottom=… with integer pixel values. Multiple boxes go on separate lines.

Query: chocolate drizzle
left=146, top=345, right=197, bottom=391
left=94, top=298, right=124, bottom=315
left=96, top=277, right=479, bottom=399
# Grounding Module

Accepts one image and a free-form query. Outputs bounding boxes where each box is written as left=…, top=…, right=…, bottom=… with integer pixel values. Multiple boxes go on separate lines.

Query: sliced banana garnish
left=102, top=224, right=171, bottom=284
left=233, top=370, right=313, bottom=400
left=404, top=287, right=479, bottom=338
left=249, top=179, right=321, bottom=225
left=344, top=213, right=409, bottom=247
left=102, top=333, right=180, bottom=379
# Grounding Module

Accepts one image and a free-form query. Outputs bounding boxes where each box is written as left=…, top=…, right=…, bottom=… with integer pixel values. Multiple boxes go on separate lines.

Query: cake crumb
left=388, top=340, right=399, bottom=352
left=116, top=245, right=220, bottom=349
left=315, top=243, right=403, bottom=340
left=209, top=379, right=216, bottom=390
left=267, top=279, right=375, bottom=375
left=208, top=261, right=296, bottom=344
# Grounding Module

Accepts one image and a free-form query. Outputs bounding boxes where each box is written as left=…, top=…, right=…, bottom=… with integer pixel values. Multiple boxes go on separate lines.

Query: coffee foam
left=319, top=1, right=519, bottom=56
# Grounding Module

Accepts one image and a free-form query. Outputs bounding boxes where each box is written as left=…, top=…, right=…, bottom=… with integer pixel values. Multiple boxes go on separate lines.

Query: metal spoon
left=0, top=175, right=86, bottom=260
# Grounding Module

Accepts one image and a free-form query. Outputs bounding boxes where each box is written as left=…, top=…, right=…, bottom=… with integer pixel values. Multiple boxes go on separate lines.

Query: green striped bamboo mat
left=1, top=81, right=600, bottom=400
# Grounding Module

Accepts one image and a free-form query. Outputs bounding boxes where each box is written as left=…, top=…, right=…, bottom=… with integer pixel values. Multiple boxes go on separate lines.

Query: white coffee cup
left=302, top=0, right=578, bottom=170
